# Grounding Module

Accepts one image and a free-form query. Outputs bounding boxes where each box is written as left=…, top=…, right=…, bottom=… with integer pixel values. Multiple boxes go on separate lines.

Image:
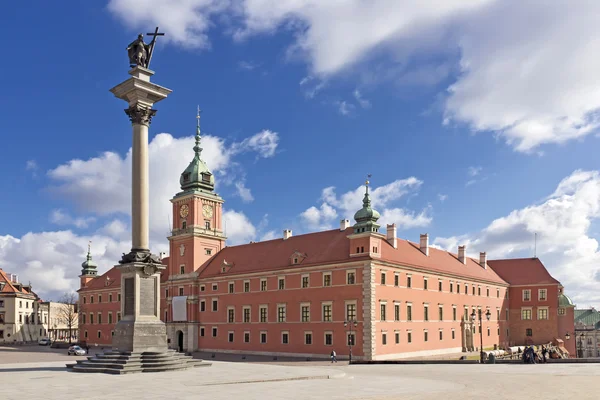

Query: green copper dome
left=558, top=293, right=574, bottom=307
left=353, top=178, right=381, bottom=234
left=81, top=242, right=98, bottom=276
left=180, top=110, right=215, bottom=192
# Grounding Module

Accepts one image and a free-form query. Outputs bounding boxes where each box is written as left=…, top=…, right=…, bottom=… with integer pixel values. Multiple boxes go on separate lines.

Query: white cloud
left=260, top=230, right=278, bottom=241
left=353, top=89, right=371, bottom=109
left=238, top=60, right=259, bottom=70
left=26, top=160, right=37, bottom=171
left=468, top=166, right=482, bottom=177
left=235, top=181, right=254, bottom=202
left=49, top=209, right=96, bottom=229
left=434, top=169, right=600, bottom=307
left=223, top=210, right=257, bottom=244
left=108, top=1, right=600, bottom=152
left=335, top=100, right=355, bottom=116
left=438, top=194, right=448, bottom=202
left=299, top=76, right=327, bottom=98
left=301, top=178, right=429, bottom=232
left=230, top=129, right=279, bottom=158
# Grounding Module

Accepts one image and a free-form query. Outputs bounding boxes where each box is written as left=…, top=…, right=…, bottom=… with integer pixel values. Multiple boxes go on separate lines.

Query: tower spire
left=194, top=106, right=203, bottom=159
left=353, top=174, right=380, bottom=233
left=81, top=240, right=98, bottom=277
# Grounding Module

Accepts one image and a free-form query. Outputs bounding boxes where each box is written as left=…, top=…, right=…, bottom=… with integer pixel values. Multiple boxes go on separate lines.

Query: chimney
left=420, top=234, right=429, bottom=256
left=458, top=245, right=466, bottom=264
left=479, top=252, right=487, bottom=269
left=11, top=274, right=19, bottom=283
left=340, top=219, right=350, bottom=231
left=283, top=229, right=292, bottom=240
left=386, top=224, right=397, bottom=249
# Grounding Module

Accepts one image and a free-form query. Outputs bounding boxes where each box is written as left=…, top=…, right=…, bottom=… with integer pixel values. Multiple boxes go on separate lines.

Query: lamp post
left=471, top=308, right=491, bottom=364
left=578, top=333, right=585, bottom=358
left=344, top=320, right=358, bottom=364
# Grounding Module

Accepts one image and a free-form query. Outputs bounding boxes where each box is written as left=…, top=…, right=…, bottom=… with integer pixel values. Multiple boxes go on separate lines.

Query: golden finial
left=196, top=105, right=201, bottom=128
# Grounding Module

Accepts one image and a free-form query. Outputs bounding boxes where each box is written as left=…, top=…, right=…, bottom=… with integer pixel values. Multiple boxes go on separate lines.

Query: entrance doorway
left=177, top=330, right=184, bottom=352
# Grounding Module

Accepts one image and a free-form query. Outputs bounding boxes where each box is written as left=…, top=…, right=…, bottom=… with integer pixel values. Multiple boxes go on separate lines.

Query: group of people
left=518, top=345, right=550, bottom=364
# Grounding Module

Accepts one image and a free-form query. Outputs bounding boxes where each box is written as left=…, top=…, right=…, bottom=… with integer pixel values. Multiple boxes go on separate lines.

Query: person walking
left=330, top=350, right=337, bottom=363
left=541, top=346, right=548, bottom=363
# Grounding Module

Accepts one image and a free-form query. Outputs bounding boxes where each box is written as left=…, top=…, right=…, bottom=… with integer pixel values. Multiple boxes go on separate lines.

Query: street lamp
left=344, top=320, right=358, bottom=364
left=578, top=333, right=585, bottom=358
left=471, top=308, right=491, bottom=364
left=565, top=332, right=571, bottom=340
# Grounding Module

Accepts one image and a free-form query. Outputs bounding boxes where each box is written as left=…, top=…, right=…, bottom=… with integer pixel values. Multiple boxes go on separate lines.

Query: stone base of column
left=113, top=319, right=168, bottom=353
left=119, top=248, right=162, bottom=265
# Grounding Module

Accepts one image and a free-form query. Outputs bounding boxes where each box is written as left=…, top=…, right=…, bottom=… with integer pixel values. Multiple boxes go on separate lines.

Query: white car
left=38, top=338, right=50, bottom=346
left=67, top=345, right=86, bottom=356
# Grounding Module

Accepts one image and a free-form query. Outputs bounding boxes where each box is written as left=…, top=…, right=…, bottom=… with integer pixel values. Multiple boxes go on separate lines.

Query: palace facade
left=78, top=120, right=576, bottom=360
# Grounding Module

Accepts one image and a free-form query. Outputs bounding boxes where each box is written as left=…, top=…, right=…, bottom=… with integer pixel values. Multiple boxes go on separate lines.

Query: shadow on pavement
left=0, top=366, right=67, bottom=372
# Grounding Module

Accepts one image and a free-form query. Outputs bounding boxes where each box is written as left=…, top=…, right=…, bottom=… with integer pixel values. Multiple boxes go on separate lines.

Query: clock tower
left=168, top=110, right=226, bottom=277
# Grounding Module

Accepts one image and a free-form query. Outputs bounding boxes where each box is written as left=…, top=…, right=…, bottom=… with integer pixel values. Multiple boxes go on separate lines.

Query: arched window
left=205, top=221, right=211, bottom=230
left=182, top=220, right=187, bottom=229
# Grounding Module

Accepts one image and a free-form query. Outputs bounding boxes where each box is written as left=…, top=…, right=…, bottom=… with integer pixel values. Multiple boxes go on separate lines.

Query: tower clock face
left=179, top=204, right=189, bottom=218
left=202, top=204, right=214, bottom=218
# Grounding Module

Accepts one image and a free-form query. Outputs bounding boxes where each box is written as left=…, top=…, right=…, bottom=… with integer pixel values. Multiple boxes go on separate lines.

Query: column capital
left=125, top=104, right=157, bottom=126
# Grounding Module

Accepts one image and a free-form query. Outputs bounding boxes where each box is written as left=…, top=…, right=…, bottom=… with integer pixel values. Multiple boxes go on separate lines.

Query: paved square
left=1, top=346, right=598, bottom=400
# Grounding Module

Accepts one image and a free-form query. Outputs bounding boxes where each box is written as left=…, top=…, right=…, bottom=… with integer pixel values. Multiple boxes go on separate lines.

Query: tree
left=58, top=292, right=78, bottom=344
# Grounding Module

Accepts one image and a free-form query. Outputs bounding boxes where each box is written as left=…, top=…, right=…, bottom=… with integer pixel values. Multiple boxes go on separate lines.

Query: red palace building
left=78, top=121, right=576, bottom=360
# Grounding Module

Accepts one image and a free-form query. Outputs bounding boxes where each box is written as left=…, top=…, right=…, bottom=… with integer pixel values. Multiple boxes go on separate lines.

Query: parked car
left=67, top=345, right=86, bottom=356
left=38, top=338, right=51, bottom=346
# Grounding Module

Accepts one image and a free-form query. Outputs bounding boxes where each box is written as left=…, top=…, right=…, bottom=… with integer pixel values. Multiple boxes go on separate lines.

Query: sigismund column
left=109, top=30, right=171, bottom=353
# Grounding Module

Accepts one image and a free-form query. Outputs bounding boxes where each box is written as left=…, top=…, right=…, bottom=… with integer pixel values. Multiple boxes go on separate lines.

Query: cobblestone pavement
left=1, top=346, right=598, bottom=400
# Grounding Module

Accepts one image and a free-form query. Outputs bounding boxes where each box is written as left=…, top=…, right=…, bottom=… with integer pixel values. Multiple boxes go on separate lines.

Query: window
left=537, top=308, right=549, bottom=320
left=394, top=274, right=399, bottom=287
left=487, top=327, right=490, bottom=336
left=438, top=306, right=443, bottom=321
left=165, top=289, right=168, bottom=298
left=346, top=303, right=357, bottom=321
left=244, top=332, right=250, bottom=343
left=305, top=332, right=312, bottom=345
left=526, top=328, right=533, bottom=337
left=450, top=282, right=453, bottom=293
left=206, top=249, right=212, bottom=255
left=486, top=288, right=489, bottom=297
left=99, top=295, right=102, bottom=303
left=538, top=289, right=547, bottom=301
left=182, top=220, right=187, bottom=229
left=84, top=331, right=88, bottom=339
left=407, top=304, right=412, bottom=321
left=228, top=283, right=234, bottom=293
left=394, top=304, right=400, bottom=321
left=282, top=332, right=289, bottom=344
left=117, top=312, right=121, bottom=322
left=212, top=284, right=218, bottom=291
left=205, top=221, right=211, bottom=230
left=302, top=275, right=309, bottom=288
left=118, top=293, right=121, bottom=302
left=82, top=297, right=86, bottom=305
left=523, top=289, right=531, bottom=301
left=439, top=330, right=443, bottom=340
left=452, top=307, right=457, bottom=321
left=407, top=332, right=412, bottom=343
left=228, top=332, right=234, bottom=342
left=407, top=276, right=412, bottom=288
left=261, top=332, right=267, bottom=344
left=497, top=289, right=500, bottom=298
left=382, top=333, right=387, bottom=345
left=301, top=304, right=310, bottom=322
left=505, top=309, right=509, bottom=321
left=212, top=327, right=218, bottom=337
left=380, top=303, right=386, bottom=321
left=90, top=296, right=94, bottom=304
left=180, top=265, right=185, bottom=274
left=347, top=271, right=356, bottom=285
left=325, top=332, right=333, bottom=345
left=278, top=305, right=286, bottom=322
left=424, top=331, right=428, bottom=342
left=212, top=299, right=218, bottom=312
left=228, top=308, right=235, bottom=323
left=81, top=314, right=86, bottom=324
left=108, top=313, right=113, bottom=324
left=97, top=331, right=101, bottom=339
left=472, top=286, right=475, bottom=295
left=278, top=278, right=285, bottom=290
left=164, top=310, right=168, bottom=322
left=243, top=307, right=251, bottom=323
left=558, top=308, right=566, bottom=316
left=200, top=301, right=206, bottom=312
left=200, top=285, right=205, bottom=292
left=244, top=281, right=250, bottom=293
left=395, top=332, right=400, bottom=344
left=381, top=272, right=386, bottom=285
left=98, top=313, right=102, bottom=324
left=452, top=329, right=456, bottom=340
left=200, top=327, right=205, bottom=337
left=109, top=294, right=113, bottom=302
left=260, top=279, right=267, bottom=291
left=464, top=284, right=468, bottom=295
left=438, top=281, right=443, bottom=291
left=424, top=278, right=428, bottom=290
left=323, top=303, right=332, bottom=322
left=323, top=273, right=331, bottom=287
left=457, top=283, right=460, bottom=293
left=478, top=287, right=481, bottom=296
left=424, top=305, right=429, bottom=321
left=260, top=306, right=267, bottom=322
left=521, top=309, right=532, bottom=320
left=179, top=287, right=184, bottom=296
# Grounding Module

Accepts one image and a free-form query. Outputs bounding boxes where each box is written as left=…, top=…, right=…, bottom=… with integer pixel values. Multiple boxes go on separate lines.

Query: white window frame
left=346, top=269, right=356, bottom=285
left=243, top=280, right=251, bottom=293
left=300, top=302, right=310, bottom=322
left=243, top=330, right=250, bottom=343
left=324, top=331, right=333, bottom=346
left=537, top=306, right=549, bottom=320
left=322, top=301, right=333, bottom=322
left=301, top=274, right=310, bottom=288
left=227, top=306, right=235, bottom=323
left=522, top=289, right=531, bottom=301
left=242, top=306, right=251, bottom=323
left=521, top=307, right=533, bottom=320
left=260, top=331, right=267, bottom=344
left=538, top=289, right=547, bottom=301
left=277, top=303, right=287, bottom=323
left=281, top=330, right=289, bottom=344
left=228, top=331, right=235, bottom=343
left=304, top=331, right=313, bottom=345
left=323, top=272, right=332, bottom=287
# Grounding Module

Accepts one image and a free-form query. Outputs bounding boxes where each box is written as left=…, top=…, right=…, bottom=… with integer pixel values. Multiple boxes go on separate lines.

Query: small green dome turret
left=180, top=107, right=215, bottom=192
left=353, top=176, right=381, bottom=234
left=558, top=293, right=574, bottom=307
left=81, top=241, right=98, bottom=277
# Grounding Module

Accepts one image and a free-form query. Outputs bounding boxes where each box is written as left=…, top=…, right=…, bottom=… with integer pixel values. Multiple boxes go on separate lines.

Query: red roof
left=0, top=268, right=36, bottom=295
left=199, top=228, right=362, bottom=278
left=198, top=228, right=507, bottom=284
left=487, top=258, right=560, bottom=285
left=79, top=256, right=171, bottom=291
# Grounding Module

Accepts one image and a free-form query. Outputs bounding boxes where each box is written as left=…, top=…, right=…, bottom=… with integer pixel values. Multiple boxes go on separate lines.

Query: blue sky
left=2, top=0, right=600, bottom=305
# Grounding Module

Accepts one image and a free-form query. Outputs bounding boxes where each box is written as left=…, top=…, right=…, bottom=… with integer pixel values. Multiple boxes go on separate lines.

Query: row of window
left=381, top=271, right=505, bottom=298
left=83, top=330, right=113, bottom=340
left=80, top=312, right=121, bottom=325
left=199, top=327, right=356, bottom=346
left=520, top=307, right=550, bottom=320
left=81, top=293, right=120, bottom=305
left=380, top=303, right=504, bottom=322
left=522, top=289, right=547, bottom=302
